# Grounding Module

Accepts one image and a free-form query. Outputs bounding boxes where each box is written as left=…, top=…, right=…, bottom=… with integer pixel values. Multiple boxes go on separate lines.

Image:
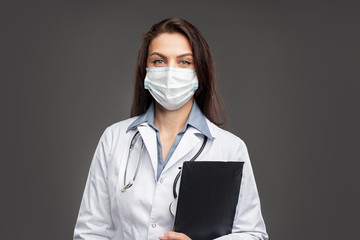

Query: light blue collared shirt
left=127, top=101, right=213, bottom=180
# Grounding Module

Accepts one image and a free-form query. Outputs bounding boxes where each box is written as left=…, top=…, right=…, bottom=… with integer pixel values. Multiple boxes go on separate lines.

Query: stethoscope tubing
left=122, top=131, right=144, bottom=192
left=172, top=136, right=208, bottom=199
left=122, top=131, right=207, bottom=196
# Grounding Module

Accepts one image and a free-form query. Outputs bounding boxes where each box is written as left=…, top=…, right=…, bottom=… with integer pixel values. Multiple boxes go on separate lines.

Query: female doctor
left=74, top=18, right=268, bottom=240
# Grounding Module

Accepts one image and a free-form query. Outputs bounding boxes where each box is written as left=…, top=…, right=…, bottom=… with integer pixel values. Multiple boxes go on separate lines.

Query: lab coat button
left=152, top=223, right=156, bottom=228
left=160, top=178, right=164, bottom=183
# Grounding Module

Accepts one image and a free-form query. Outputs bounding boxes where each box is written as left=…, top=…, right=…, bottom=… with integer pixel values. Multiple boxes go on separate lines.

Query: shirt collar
left=127, top=101, right=214, bottom=140
left=186, top=101, right=213, bottom=140
left=127, top=102, right=155, bottom=131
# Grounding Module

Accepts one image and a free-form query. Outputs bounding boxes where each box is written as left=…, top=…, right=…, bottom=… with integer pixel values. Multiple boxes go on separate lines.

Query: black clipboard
left=173, top=161, right=244, bottom=240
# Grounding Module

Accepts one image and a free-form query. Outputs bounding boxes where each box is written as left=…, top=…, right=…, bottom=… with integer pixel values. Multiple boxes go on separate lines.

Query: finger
left=159, top=231, right=191, bottom=240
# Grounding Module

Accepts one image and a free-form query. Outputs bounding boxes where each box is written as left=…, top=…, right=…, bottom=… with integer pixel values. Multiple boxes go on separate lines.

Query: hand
left=159, top=231, right=191, bottom=240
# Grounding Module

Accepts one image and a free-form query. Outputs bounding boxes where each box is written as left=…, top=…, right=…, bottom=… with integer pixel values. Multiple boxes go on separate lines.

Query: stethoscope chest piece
left=169, top=198, right=178, bottom=216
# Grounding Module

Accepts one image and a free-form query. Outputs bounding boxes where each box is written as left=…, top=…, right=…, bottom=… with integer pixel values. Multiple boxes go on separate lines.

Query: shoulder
left=96, top=116, right=140, bottom=147
left=106, top=116, right=139, bottom=134
left=207, top=119, right=245, bottom=145
left=206, top=119, right=248, bottom=157
left=91, top=116, right=140, bottom=161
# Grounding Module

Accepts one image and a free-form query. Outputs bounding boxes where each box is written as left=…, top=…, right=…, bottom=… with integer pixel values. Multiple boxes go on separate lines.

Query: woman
left=74, top=18, right=268, bottom=240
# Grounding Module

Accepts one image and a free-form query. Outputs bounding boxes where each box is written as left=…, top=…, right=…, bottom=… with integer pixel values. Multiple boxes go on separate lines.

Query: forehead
left=148, top=32, right=192, bottom=55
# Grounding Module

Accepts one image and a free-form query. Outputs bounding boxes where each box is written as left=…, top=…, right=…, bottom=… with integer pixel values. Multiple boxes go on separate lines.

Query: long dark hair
left=130, top=17, right=225, bottom=126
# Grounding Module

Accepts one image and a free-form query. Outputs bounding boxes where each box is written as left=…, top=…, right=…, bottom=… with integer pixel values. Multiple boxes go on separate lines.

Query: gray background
left=2, top=1, right=359, bottom=239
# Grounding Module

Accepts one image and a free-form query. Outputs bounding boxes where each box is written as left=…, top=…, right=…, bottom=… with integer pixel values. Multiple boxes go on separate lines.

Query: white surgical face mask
left=144, top=67, right=199, bottom=111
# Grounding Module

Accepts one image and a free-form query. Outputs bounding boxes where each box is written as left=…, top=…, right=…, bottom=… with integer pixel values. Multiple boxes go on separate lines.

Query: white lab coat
left=74, top=116, right=268, bottom=240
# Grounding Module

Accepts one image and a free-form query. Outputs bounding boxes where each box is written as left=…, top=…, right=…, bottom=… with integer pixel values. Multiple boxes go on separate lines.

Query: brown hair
left=130, top=17, right=225, bottom=126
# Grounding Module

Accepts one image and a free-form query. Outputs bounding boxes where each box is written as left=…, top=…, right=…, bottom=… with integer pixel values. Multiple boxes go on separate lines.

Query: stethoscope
left=121, top=131, right=144, bottom=192
left=121, top=130, right=208, bottom=216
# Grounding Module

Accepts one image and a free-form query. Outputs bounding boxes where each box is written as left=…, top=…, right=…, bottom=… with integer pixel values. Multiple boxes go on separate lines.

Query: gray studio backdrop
left=2, top=1, right=359, bottom=240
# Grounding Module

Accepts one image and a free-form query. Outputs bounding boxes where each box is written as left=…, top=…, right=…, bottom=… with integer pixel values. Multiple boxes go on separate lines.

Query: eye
left=152, top=59, right=165, bottom=65
left=179, top=60, right=191, bottom=65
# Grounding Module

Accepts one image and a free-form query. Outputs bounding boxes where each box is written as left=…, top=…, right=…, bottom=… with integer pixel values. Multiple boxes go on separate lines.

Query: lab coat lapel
left=137, top=124, right=158, bottom=179
left=163, top=127, right=201, bottom=172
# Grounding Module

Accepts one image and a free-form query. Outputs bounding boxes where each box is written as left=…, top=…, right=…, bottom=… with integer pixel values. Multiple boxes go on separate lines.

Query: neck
left=154, top=99, right=193, bottom=134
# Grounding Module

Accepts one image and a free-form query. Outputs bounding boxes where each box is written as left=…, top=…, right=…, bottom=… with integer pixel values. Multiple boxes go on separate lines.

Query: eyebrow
left=149, top=52, right=193, bottom=59
left=176, top=53, right=193, bottom=58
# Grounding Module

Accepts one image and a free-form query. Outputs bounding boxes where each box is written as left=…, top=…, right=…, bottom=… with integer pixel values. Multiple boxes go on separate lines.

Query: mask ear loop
left=169, top=136, right=208, bottom=215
